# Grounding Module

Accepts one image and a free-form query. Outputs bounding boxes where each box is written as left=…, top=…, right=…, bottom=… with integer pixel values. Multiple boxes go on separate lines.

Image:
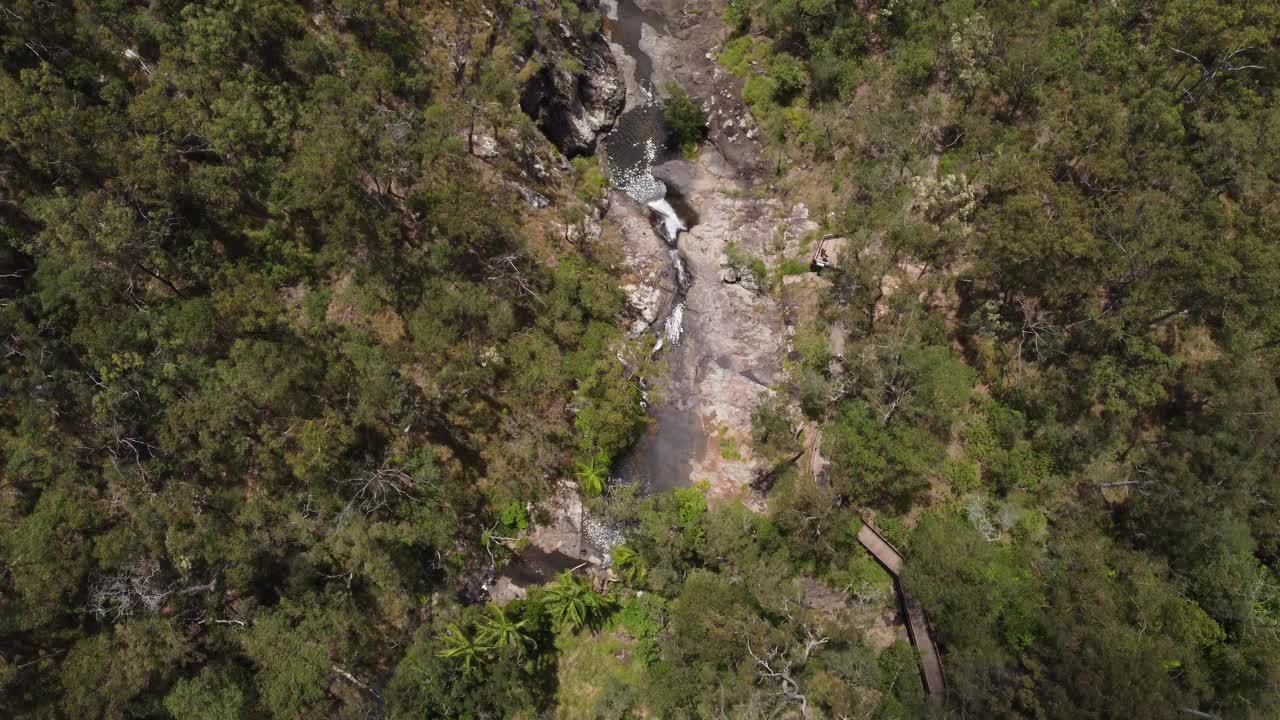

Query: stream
left=601, top=0, right=710, bottom=493
left=496, top=0, right=787, bottom=594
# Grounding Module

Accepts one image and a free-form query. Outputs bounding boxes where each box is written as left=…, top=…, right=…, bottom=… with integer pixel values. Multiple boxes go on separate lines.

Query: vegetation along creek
left=2, top=1, right=1278, bottom=719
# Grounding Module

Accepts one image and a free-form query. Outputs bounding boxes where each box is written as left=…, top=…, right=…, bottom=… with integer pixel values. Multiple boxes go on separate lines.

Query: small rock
left=515, top=184, right=551, bottom=209
left=469, top=132, right=499, bottom=159
left=719, top=253, right=740, bottom=283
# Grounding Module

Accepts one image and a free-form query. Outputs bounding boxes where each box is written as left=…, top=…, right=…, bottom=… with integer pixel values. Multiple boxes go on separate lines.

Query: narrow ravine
left=598, top=1, right=948, bottom=703
left=598, top=0, right=798, bottom=498
left=601, top=0, right=709, bottom=493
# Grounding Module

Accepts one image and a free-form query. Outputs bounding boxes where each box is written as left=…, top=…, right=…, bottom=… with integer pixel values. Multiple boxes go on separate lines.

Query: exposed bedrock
left=519, top=27, right=625, bottom=157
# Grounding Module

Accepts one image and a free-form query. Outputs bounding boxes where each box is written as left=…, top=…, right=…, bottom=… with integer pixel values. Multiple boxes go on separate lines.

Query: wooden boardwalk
left=856, top=522, right=946, bottom=705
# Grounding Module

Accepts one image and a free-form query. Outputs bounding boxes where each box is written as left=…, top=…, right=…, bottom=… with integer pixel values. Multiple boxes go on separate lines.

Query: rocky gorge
left=599, top=0, right=812, bottom=499
left=494, top=0, right=810, bottom=593
left=512, top=0, right=828, bottom=504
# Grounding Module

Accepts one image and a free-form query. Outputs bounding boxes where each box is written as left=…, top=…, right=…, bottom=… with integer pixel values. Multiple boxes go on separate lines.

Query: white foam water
left=664, top=303, right=684, bottom=345
left=668, top=248, right=688, bottom=289
left=647, top=198, right=686, bottom=243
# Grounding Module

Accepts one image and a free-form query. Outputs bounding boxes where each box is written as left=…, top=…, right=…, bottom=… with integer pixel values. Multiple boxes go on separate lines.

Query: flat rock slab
left=610, top=145, right=791, bottom=497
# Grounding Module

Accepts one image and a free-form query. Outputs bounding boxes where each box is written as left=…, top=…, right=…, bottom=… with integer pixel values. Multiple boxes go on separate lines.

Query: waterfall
left=648, top=198, right=686, bottom=243
left=665, top=303, right=684, bottom=344
left=668, top=248, right=688, bottom=290
left=600, top=79, right=692, bottom=351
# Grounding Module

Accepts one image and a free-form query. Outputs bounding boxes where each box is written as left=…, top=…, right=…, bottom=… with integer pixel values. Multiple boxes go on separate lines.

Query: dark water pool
left=502, top=546, right=584, bottom=587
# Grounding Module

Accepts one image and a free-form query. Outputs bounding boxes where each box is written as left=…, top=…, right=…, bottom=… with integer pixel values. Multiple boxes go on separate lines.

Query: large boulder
left=520, top=27, right=625, bottom=157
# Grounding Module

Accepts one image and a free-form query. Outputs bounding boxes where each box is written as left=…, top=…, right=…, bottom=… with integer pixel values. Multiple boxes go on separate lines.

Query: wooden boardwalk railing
left=856, top=522, right=946, bottom=705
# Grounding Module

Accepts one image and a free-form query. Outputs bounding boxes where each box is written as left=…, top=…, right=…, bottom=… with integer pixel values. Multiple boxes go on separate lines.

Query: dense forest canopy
left=724, top=0, right=1280, bottom=717
left=1, top=0, right=1278, bottom=719
left=1, top=1, right=645, bottom=716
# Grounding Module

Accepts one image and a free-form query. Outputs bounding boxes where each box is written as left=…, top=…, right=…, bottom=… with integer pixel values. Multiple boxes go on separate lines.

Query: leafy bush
left=570, top=155, right=607, bottom=203
left=779, top=256, right=812, bottom=276
left=792, top=324, right=830, bottom=371
left=662, top=482, right=711, bottom=548
left=617, top=594, right=667, bottom=665
left=718, top=36, right=772, bottom=76
left=751, top=392, right=802, bottom=462
left=768, top=53, right=808, bottom=102
left=822, top=401, right=940, bottom=508
left=894, top=41, right=936, bottom=88
left=724, top=0, right=752, bottom=34
left=662, top=84, right=708, bottom=156
left=940, top=457, right=980, bottom=493
left=718, top=426, right=744, bottom=460
left=873, top=514, right=912, bottom=550
left=724, top=241, right=769, bottom=290
left=498, top=501, right=529, bottom=533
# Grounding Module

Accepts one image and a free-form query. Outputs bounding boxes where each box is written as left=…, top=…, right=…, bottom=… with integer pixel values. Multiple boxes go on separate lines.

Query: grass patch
left=718, top=36, right=772, bottom=76
left=554, top=628, right=647, bottom=719
left=616, top=593, right=667, bottom=666
left=719, top=426, right=744, bottom=461
left=779, top=256, right=812, bottom=276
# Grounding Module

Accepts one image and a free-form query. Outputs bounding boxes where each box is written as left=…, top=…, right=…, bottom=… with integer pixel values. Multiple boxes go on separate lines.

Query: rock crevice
left=520, top=27, right=625, bottom=157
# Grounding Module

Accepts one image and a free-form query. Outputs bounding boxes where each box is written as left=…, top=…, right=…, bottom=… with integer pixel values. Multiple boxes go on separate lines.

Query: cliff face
left=519, top=22, right=625, bottom=157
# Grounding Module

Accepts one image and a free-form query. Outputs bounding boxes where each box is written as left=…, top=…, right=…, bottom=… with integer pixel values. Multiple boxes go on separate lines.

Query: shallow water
left=502, top=547, right=583, bottom=586
left=606, top=0, right=667, bottom=88
left=601, top=0, right=711, bottom=494
left=612, top=376, right=704, bottom=492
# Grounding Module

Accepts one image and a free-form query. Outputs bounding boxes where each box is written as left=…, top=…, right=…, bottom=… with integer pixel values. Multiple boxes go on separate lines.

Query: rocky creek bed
left=497, top=0, right=824, bottom=593
left=601, top=0, right=813, bottom=501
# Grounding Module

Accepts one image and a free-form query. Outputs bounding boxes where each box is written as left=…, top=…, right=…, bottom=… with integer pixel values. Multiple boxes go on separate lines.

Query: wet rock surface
left=614, top=199, right=679, bottom=337
left=608, top=141, right=799, bottom=499
left=656, top=153, right=786, bottom=498
left=596, top=0, right=801, bottom=499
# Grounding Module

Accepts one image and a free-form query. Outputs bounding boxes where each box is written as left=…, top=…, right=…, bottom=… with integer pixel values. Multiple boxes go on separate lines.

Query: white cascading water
left=668, top=248, right=688, bottom=288
left=662, top=249, right=689, bottom=345
left=646, top=198, right=686, bottom=244
left=664, top=303, right=684, bottom=345
left=601, top=90, right=691, bottom=350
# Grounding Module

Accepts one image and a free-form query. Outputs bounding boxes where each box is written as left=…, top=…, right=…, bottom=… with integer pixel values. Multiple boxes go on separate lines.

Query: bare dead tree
left=844, top=577, right=887, bottom=609
left=87, top=558, right=215, bottom=622
left=750, top=639, right=826, bottom=718
left=1170, top=46, right=1264, bottom=104
left=1014, top=296, right=1057, bottom=374
left=746, top=639, right=812, bottom=720
left=964, top=495, right=1002, bottom=543
left=333, top=664, right=381, bottom=699
left=338, top=456, right=423, bottom=525
left=485, top=253, right=545, bottom=306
